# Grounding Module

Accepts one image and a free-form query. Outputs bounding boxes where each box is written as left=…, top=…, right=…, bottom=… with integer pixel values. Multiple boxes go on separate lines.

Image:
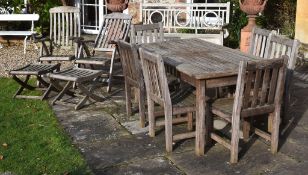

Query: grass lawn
left=0, top=78, right=92, bottom=174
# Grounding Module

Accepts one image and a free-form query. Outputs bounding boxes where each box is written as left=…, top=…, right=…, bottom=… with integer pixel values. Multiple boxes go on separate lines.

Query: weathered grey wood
left=48, top=67, right=105, bottom=110
left=118, top=40, right=146, bottom=127
left=264, top=35, right=300, bottom=125
left=76, top=13, right=132, bottom=93
left=138, top=38, right=257, bottom=156
left=249, top=27, right=276, bottom=58
left=139, top=48, right=196, bottom=153
left=210, top=56, right=288, bottom=163
left=131, top=22, right=164, bottom=44
left=9, top=63, right=60, bottom=100
left=39, top=6, right=80, bottom=63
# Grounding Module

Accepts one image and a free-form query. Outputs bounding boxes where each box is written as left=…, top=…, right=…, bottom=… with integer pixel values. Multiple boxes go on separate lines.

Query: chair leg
left=13, top=75, right=31, bottom=98
left=271, top=108, right=281, bottom=154
left=138, top=87, right=146, bottom=128
left=148, top=98, right=155, bottom=137
left=125, top=79, right=132, bottom=116
left=187, top=112, right=193, bottom=131
left=107, top=51, right=116, bottom=93
left=165, top=107, right=173, bottom=153
left=52, top=81, right=73, bottom=105
left=268, top=113, right=274, bottom=133
left=230, top=115, right=240, bottom=164
left=243, top=118, right=251, bottom=141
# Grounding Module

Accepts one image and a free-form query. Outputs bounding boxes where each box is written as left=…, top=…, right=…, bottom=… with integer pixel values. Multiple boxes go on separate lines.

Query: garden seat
left=35, top=6, right=80, bottom=63
left=9, top=63, right=60, bottom=100
left=139, top=48, right=196, bottom=152
left=74, top=13, right=132, bottom=93
left=48, top=67, right=105, bottom=110
left=210, top=56, right=288, bottom=163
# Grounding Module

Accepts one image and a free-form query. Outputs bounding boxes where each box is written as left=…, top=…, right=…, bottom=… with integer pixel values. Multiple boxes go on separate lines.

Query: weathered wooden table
left=140, top=38, right=257, bottom=156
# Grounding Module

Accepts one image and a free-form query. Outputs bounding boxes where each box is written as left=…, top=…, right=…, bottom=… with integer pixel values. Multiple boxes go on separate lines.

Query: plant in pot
left=107, top=0, right=129, bottom=12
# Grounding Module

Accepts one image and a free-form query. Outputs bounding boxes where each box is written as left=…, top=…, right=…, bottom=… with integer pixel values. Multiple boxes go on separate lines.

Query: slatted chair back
left=249, top=27, right=276, bottom=58
left=94, top=13, right=132, bottom=52
left=264, top=35, right=300, bottom=70
left=49, top=6, right=80, bottom=47
left=117, top=40, right=142, bottom=85
left=139, top=48, right=171, bottom=107
left=130, top=22, right=164, bottom=44
left=234, top=57, right=288, bottom=118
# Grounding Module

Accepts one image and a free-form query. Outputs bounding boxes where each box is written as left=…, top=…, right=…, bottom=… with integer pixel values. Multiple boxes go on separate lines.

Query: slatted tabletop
left=140, top=38, right=258, bottom=79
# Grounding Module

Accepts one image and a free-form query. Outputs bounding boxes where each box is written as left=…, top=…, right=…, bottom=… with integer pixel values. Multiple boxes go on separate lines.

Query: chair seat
left=48, top=67, right=102, bottom=83
left=39, top=55, right=75, bottom=61
left=9, top=63, right=60, bottom=75
left=75, top=57, right=111, bottom=65
left=212, top=97, right=234, bottom=122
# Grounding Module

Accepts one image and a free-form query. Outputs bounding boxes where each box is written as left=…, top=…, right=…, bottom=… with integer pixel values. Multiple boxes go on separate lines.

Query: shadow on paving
left=51, top=66, right=308, bottom=175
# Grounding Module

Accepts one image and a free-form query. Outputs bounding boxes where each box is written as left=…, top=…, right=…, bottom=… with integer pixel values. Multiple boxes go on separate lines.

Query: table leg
left=195, top=80, right=206, bottom=156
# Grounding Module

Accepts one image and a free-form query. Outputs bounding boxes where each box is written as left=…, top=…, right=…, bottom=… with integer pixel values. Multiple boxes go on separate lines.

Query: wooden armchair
left=249, top=27, right=276, bottom=58
left=210, top=57, right=288, bottom=163
left=36, top=6, right=81, bottom=62
left=264, top=35, right=300, bottom=124
left=139, top=48, right=195, bottom=152
left=130, top=22, right=164, bottom=44
left=117, top=40, right=146, bottom=127
left=74, top=13, right=132, bottom=92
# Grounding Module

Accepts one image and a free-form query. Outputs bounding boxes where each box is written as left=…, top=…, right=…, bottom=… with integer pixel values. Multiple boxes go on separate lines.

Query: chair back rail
left=49, top=6, right=80, bottom=47
left=249, top=27, right=276, bottom=58
left=117, top=40, right=142, bottom=85
left=139, top=48, right=171, bottom=107
left=131, top=22, right=164, bottom=44
left=264, top=35, right=300, bottom=70
left=94, top=13, right=132, bottom=50
left=235, top=57, right=288, bottom=118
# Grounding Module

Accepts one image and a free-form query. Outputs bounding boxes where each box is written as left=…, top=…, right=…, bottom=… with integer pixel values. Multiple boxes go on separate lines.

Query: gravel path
left=0, top=42, right=75, bottom=77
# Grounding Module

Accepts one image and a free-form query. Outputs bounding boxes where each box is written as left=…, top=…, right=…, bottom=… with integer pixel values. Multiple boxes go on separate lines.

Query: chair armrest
left=70, top=36, right=95, bottom=44
left=32, top=34, right=51, bottom=43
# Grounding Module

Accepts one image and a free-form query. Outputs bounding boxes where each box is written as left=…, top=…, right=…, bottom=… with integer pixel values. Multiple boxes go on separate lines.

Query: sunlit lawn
left=0, top=78, right=92, bottom=174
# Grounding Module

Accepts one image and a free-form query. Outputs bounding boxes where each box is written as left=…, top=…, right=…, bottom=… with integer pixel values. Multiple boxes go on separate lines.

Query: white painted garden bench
left=0, top=14, right=39, bottom=53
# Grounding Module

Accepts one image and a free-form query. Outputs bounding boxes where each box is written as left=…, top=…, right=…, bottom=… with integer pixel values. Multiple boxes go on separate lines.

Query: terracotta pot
left=239, top=0, right=267, bottom=15
left=107, top=0, right=128, bottom=12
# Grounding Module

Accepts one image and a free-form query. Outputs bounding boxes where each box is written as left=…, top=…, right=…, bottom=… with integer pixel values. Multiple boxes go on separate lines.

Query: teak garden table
left=139, top=38, right=257, bottom=156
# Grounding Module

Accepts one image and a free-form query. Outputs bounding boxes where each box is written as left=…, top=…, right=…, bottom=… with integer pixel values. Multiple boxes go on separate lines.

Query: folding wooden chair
left=36, top=6, right=81, bottom=63
left=210, top=57, right=288, bottom=163
left=9, top=63, right=60, bottom=100
left=139, top=48, right=195, bottom=152
left=74, top=13, right=132, bottom=93
left=130, top=22, right=164, bottom=44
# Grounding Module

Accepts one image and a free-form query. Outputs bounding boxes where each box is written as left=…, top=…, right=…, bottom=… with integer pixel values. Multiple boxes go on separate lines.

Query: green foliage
left=28, top=0, right=62, bottom=34
left=0, top=78, right=92, bottom=175
left=221, top=0, right=247, bottom=48
left=261, top=0, right=297, bottom=38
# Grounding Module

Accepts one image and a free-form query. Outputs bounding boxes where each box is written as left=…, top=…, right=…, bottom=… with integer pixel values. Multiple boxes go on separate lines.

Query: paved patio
left=51, top=65, right=308, bottom=175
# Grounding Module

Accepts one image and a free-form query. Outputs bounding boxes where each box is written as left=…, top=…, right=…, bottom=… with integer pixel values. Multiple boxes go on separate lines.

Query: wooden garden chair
left=9, top=63, right=60, bottom=99
left=139, top=48, right=195, bottom=152
left=74, top=13, right=132, bottom=93
left=264, top=34, right=300, bottom=125
left=130, top=22, right=164, bottom=44
left=249, top=27, right=276, bottom=58
left=36, top=6, right=80, bottom=63
left=210, top=56, right=288, bottom=163
left=118, top=40, right=146, bottom=127
left=121, top=23, right=180, bottom=127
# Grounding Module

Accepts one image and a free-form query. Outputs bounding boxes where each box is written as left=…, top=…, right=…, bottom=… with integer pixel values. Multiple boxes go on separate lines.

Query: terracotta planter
left=240, top=0, right=267, bottom=53
left=107, top=0, right=128, bottom=12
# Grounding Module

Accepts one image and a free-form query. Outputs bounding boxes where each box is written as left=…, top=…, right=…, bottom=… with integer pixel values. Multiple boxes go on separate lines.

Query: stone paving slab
left=51, top=67, right=308, bottom=175
left=97, top=157, right=184, bottom=175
